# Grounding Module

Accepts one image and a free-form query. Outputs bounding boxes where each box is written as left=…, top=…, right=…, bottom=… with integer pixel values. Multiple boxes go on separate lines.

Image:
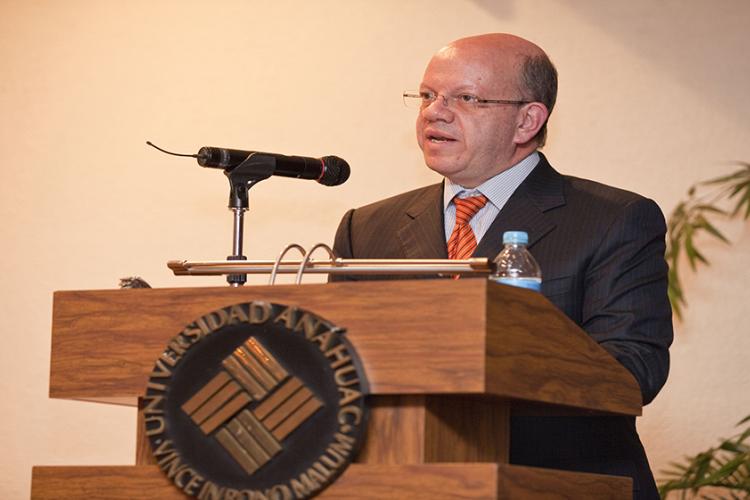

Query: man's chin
left=424, top=159, right=463, bottom=179
left=425, top=161, right=486, bottom=187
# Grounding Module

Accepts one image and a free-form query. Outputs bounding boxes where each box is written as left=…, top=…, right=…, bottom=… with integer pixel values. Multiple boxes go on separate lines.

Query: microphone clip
left=225, top=152, right=277, bottom=209
left=223, top=153, right=279, bottom=287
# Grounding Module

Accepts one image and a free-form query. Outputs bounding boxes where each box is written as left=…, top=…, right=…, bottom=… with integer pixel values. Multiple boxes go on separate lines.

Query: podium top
left=49, top=279, right=641, bottom=416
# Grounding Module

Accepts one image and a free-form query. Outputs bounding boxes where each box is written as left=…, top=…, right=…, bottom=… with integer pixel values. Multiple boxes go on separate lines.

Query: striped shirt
left=443, top=151, right=540, bottom=243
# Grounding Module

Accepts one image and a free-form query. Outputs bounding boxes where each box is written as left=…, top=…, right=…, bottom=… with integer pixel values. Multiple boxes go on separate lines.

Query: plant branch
left=658, top=414, right=750, bottom=499
left=666, top=162, right=750, bottom=319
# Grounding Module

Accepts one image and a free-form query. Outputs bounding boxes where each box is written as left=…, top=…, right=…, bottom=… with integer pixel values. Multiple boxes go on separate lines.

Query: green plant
left=659, top=162, right=750, bottom=498
left=666, top=162, right=750, bottom=319
left=659, top=415, right=750, bottom=499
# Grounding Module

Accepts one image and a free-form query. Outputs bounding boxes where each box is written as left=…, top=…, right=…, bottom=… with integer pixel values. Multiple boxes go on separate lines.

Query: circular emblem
left=143, top=302, right=369, bottom=499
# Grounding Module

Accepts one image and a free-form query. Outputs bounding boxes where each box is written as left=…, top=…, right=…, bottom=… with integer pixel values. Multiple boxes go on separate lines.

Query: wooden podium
left=32, top=279, right=640, bottom=499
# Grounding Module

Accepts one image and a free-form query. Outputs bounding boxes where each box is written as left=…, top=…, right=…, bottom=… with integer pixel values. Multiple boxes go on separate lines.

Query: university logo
left=143, top=301, right=369, bottom=500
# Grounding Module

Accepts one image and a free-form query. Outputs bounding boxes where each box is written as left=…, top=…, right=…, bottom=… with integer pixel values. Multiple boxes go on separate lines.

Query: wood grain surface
left=484, top=283, right=643, bottom=415
left=50, top=280, right=487, bottom=404
left=46, top=280, right=641, bottom=499
left=50, top=280, right=641, bottom=415
left=355, top=395, right=428, bottom=464
left=424, top=395, right=510, bottom=463
left=31, top=463, right=631, bottom=499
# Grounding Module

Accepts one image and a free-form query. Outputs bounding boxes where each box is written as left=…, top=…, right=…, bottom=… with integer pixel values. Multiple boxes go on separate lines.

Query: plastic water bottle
left=489, top=231, right=542, bottom=291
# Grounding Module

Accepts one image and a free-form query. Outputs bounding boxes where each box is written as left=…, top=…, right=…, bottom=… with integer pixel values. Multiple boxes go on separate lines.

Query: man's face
left=416, top=47, right=524, bottom=188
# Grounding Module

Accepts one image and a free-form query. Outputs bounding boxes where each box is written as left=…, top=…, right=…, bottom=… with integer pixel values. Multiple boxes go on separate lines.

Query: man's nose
left=421, top=95, right=453, bottom=121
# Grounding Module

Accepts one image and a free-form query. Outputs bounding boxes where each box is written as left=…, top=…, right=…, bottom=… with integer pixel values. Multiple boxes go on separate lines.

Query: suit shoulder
left=562, top=175, right=662, bottom=215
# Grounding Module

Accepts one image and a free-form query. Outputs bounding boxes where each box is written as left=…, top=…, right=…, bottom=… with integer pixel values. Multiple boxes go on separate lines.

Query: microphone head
left=318, top=156, right=351, bottom=186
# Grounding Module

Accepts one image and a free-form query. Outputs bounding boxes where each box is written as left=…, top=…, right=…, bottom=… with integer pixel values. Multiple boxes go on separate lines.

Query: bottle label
left=494, top=277, right=541, bottom=292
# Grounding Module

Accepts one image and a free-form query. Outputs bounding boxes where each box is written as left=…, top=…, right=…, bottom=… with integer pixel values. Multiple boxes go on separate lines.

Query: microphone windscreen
left=319, top=156, right=351, bottom=186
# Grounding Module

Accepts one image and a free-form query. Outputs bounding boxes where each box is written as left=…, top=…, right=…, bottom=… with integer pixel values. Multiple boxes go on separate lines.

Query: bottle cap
left=502, top=231, right=528, bottom=245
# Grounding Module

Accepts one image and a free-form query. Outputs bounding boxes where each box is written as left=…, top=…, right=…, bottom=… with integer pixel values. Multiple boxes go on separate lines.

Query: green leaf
left=701, top=455, right=747, bottom=484
left=668, top=267, right=686, bottom=319
left=669, top=281, right=684, bottom=302
left=695, top=216, right=731, bottom=243
left=665, top=162, right=750, bottom=319
left=694, top=452, right=714, bottom=481
left=728, top=184, right=746, bottom=198
left=685, top=232, right=710, bottom=270
left=731, top=189, right=750, bottom=219
left=695, top=204, right=729, bottom=215
left=668, top=239, right=683, bottom=262
left=670, top=298, right=683, bottom=320
left=720, top=441, right=743, bottom=453
left=701, top=169, right=750, bottom=185
left=668, top=461, right=691, bottom=472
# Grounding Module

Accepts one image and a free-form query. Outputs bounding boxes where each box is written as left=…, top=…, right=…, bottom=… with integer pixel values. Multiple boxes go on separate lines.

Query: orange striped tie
left=447, top=194, right=488, bottom=260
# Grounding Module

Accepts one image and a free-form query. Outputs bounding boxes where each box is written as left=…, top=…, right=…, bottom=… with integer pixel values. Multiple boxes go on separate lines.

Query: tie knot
left=453, top=194, right=488, bottom=225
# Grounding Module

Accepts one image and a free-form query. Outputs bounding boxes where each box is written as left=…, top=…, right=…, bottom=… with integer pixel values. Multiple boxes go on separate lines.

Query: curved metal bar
left=295, top=243, right=337, bottom=285
left=269, top=243, right=308, bottom=285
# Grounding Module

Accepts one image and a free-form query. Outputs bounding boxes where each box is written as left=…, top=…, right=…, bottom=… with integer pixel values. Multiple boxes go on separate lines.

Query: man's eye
left=419, top=91, right=436, bottom=101
left=457, top=94, right=478, bottom=103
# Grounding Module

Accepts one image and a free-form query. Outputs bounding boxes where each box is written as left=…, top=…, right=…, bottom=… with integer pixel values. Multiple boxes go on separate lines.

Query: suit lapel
left=391, top=155, right=566, bottom=261
left=474, top=154, right=566, bottom=258
left=397, top=183, right=448, bottom=259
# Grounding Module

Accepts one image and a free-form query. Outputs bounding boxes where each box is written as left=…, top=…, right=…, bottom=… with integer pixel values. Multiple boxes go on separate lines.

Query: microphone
left=197, top=147, right=350, bottom=187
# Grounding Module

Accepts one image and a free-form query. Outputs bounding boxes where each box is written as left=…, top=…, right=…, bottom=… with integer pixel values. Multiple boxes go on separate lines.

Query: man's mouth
left=427, top=133, right=456, bottom=143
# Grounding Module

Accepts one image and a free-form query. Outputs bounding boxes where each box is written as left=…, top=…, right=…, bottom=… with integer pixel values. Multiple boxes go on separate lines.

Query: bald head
left=430, top=33, right=557, bottom=146
left=439, top=33, right=546, bottom=63
left=414, top=33, right=557, bottom=186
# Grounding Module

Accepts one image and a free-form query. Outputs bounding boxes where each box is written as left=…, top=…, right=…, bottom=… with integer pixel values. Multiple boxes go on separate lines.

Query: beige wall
left=2, top=0, right=749, bottom=497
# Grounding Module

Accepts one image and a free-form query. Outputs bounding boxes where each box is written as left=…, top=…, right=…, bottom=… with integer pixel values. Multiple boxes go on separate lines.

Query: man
left=332, top=34, right=672, bottom=499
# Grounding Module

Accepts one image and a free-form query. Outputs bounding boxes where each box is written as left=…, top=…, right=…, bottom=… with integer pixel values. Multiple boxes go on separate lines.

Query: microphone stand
left=223, top=153, right=277, bottom=286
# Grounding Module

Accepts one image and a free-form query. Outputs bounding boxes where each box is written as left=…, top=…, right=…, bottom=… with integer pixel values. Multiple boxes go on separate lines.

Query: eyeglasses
left=403, top=91, right=530, bottom=111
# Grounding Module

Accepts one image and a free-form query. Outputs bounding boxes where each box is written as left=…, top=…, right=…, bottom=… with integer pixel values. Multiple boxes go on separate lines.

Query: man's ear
left=514, top=102, right=549, bottom=145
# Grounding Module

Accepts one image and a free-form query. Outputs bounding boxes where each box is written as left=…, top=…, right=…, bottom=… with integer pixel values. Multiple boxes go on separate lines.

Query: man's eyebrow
left=418, top=84, right=481, bottom=93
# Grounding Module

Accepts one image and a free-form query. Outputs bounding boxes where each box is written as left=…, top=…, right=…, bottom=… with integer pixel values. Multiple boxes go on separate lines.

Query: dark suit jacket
left=332, top=154, right=673, bottom=499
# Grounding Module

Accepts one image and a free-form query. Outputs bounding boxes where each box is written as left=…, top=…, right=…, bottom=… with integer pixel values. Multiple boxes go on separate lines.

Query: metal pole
left=232, top=207, right=246, bottom=257
left=226, top=207, right=248, bottom=287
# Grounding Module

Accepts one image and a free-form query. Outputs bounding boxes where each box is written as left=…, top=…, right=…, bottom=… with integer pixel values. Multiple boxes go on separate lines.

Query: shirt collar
left=443, top=151, right=541, bottom=210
